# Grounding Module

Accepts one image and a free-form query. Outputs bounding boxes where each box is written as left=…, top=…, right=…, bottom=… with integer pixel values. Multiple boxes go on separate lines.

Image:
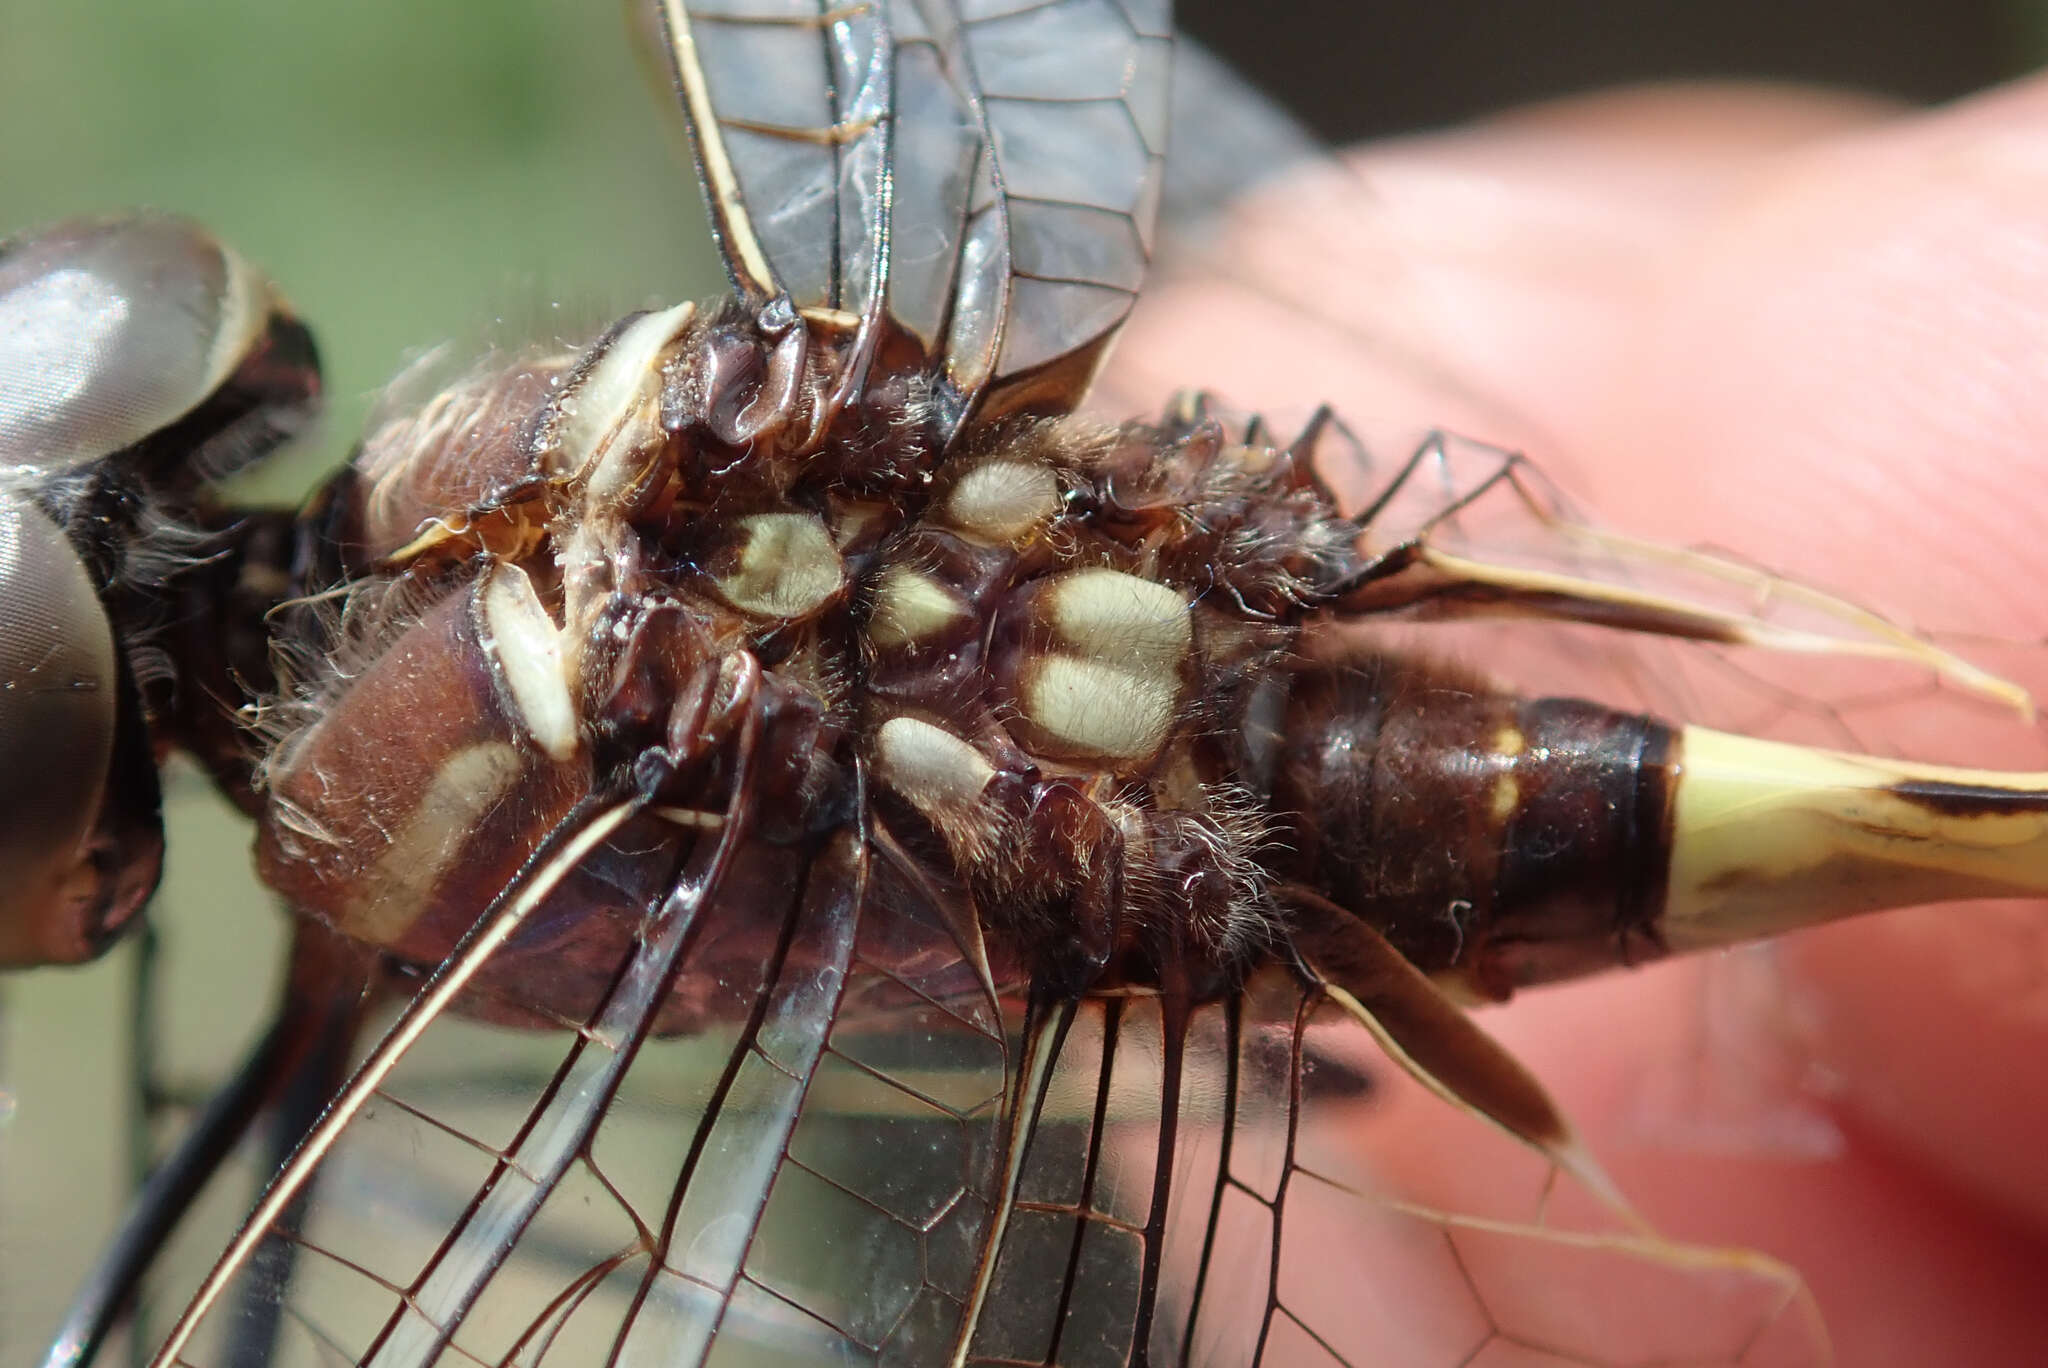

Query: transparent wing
left=144, top=817, right=1039, bottom=1367
left=655, top=0, right=1172, bottom=442
left=966, top=965, right=1822, bottom=1368
left=131, top=934, right=1826, bottom=1368
left=1179, top=967, right=1823, bottom=1368
left=125, top=803, right=1824, bottom=1368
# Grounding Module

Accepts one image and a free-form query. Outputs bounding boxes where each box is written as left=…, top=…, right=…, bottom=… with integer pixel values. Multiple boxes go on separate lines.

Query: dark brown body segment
left=1270, top=654, right=1680, bottom=1000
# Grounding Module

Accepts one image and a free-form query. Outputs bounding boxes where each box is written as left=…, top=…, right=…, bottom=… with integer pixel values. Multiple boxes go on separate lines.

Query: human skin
left=1110, top=81, right=2048, bottom=1365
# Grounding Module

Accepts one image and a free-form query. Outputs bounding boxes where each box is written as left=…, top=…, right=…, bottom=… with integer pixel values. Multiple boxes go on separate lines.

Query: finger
left=1541, top=78, right=2048, bottom=1235
left=1333, top=80, right=2048, bottom=1243
left=1382, top=84, right=2048, bottom=1361
left=1392, top=88, right=2048, bottom=1359
left=1111, top=76, right=2048, bottom=1361
left=1133, top=76, right=2048, bottom=1207
left=1115, top=84, right=1898, bottom=462
left=1488, top=960, right=2048, bottom=1367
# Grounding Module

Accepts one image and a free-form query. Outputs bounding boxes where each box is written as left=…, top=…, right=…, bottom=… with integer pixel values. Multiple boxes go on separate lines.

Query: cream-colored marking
left=344, top=741, right=523, bottom=945
left=799, top=304, right=863, bottom=332
left=1217, top=443, right=1279, bottom=478
left=715, top=512, right=845, bottom=619
left=650, top=806, right=725, bottom=831
left=1493, top=725, right=1526, bottom=757
left=479, top=563, right=578, bottom=761
left=874, top=716, right=996, bottom=819
left=1489, top=775, right=1520, bottom=824
left=869, top=565, right=968, bottom=648
left=239, top=561, right=291, bottom=599
left=1045, top=568, right=1190, bottom=670
left=1023, top=653, right=1177, bottom=762
left=1665, top=725, right=2048, bottom=950
left=828, top=498, right=890, bottom=547
left=945, top=459, right=1060, bottom=544
left=552, top=300, right=696, bottom=496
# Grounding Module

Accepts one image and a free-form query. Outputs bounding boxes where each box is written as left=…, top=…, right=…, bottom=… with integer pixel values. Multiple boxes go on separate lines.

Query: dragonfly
left=5, top=3, right=2046, bottom=1365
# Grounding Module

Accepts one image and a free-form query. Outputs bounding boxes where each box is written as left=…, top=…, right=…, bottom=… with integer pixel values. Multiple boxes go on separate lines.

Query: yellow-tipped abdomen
left=1665, top=726, right=2048, bottom=951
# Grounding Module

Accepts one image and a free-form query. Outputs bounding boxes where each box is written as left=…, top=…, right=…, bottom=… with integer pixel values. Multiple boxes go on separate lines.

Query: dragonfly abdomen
left=1269, top=653, right=1680, bottom=1000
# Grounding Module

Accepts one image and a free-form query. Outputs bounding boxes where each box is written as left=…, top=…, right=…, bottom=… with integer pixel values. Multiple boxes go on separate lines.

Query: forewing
left=141, top=819, right=1032, bottom=1367
left=656, top=0, right=1172, bottom=442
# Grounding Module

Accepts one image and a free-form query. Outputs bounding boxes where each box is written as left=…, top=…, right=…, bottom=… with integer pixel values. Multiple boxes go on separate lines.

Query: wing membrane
left=147, top=823, right=1036, bottom=1366
left=1248, top=968, right=1824, bottom=1368
left=657, top=0, right=1171, bottom=441
left=954, top=967, right=1823, bottom=1367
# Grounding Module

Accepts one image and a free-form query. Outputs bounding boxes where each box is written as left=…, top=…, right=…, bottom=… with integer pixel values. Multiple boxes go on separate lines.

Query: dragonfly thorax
left=250, top=297, right=1388, bottom=1019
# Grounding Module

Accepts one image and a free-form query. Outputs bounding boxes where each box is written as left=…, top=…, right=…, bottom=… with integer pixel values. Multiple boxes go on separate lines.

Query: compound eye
left=0, top=490, right=161, bottom=964
left=0, top=213, right=318, bottom=478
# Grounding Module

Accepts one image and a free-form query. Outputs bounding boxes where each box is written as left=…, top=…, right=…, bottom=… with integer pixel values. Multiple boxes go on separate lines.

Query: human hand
left=1113, top=80, right=2048, bottom=1366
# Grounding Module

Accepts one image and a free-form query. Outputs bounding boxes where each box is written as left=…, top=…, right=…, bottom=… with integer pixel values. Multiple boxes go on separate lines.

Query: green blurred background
left=1, top=0, right=2042, bottom=1358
